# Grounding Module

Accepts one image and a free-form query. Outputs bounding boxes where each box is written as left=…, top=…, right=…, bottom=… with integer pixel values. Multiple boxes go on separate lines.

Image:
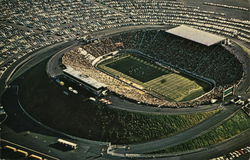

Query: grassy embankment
left=151, top=110, right=250, bottom=154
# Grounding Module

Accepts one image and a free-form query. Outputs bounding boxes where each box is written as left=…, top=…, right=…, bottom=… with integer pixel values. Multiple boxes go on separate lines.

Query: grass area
left=92, top=107, right=221, bottom=144
left=18, top=60, right=221, bottom=144
left=98, top=54, right=212, bottom=102
left=104, top=55, right=169, bottom=82
left=98, top=59, right=145, bottom=86
left=152, top=110, right=250, bottom=154
left=144, top=74, right=206, bottom=102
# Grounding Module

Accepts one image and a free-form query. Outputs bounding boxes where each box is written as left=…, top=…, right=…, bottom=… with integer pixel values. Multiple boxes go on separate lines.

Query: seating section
left=83, top=30, right=243, bottom=86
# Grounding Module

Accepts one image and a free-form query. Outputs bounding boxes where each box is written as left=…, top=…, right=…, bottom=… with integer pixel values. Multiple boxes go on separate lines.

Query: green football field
left=98, top=54, right=210, bottom=102
left=144, top=74, right=206, bottom=101
left=105, top=55, right=170, bottom=82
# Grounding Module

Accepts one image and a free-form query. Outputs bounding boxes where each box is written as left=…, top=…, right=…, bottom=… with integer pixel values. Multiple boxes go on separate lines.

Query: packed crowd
left=62, top=48, right=167, bottom=106
left=63, top=29, right=243, bottom=107
left=80, top=30, right=243, bottom=86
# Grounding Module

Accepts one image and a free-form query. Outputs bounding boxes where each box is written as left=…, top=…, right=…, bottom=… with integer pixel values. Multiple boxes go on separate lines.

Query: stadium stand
left=63, top=28, right=244, bottom=107
left=0, top=0, right=247, bottom=106
left=78, top=30, right=243, bottom=86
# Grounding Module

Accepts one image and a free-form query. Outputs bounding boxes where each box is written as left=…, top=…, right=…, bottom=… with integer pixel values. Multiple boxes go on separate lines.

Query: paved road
left=152, top=130, right=250, bottom=160
left=0, top=44, right=109, bottom=160
left=110, top=104, right=240, bottom=155
left=4, top=41, right=75, bottom=85
left=108, top=95, right=221, bottom=115
left=46, top=41, right=79, bottom=78
left=232, top=42, right=250, bottom=99
left=0, top=41, right=75, bottom=112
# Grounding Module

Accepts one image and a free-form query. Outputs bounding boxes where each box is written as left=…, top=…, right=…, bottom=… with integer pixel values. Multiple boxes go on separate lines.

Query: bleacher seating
left=82, top=30, right=243, bottom=87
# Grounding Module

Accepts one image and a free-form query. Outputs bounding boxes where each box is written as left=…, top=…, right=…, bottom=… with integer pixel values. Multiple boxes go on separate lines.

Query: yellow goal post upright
left=222, top=85, right=235, bottom=101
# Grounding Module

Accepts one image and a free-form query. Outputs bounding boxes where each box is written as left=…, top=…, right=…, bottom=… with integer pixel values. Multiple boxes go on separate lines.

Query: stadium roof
left=166, top=25, right=226, bottom=46
left=63, top=66, right=107, bottom=90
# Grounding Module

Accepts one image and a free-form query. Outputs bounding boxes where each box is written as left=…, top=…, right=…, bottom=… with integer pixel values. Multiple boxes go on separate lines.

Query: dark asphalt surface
left=108, top=94, right=222, bottom=115
left=154, top=130, right=250, bottom=160
left=0, top=41, right=109, bottom=160
left=233, top=43, right=250, bottom=99
left=46, top=41, right=79, bottom=78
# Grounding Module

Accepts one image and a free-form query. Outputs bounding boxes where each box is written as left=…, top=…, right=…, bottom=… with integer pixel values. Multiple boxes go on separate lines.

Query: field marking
left=104, top=54, right=168, bottom=82
left=98, top=54, right=206, bottom=102
left=157, top=83, right=203, bottom=101
left=145, top=74, right=205, bottom=101
left=99, top=64, right=144, bottom=85
left=145, top=74, right=198, bottom=91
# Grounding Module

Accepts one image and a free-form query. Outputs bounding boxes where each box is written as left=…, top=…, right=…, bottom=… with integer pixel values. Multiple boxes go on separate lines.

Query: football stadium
left=63, top=28, right=243, bottom=107
left=0, top=0, right=249, bottom=160
left=97, top=52, right=212, bottom=102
